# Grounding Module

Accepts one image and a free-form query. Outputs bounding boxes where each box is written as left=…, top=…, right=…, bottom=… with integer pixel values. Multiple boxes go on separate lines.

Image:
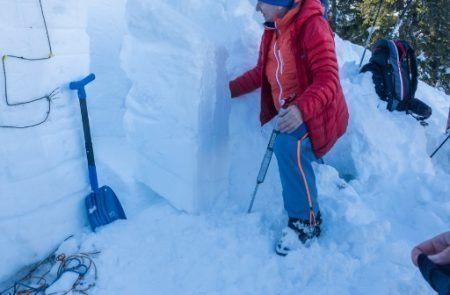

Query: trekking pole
left=247, top=96, right=296, bottom=214
left=389, top=0, right=414, bottom=39
left=247, top=129, right=279, bottom=214
left=430, top=108, right=450, bottom=158
left=430, top=134, right=450, bottom=158
left=359, top=0, right=384, bottom=68
left=430, top=106, right=450, bottom=158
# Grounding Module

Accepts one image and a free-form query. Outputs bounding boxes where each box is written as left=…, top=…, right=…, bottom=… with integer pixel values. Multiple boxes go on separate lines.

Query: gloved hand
left=412, top=232, right=450, bottom=295
left=412, top=231, right=450, bottom=266
left=416, top=254, right=450, bottom=295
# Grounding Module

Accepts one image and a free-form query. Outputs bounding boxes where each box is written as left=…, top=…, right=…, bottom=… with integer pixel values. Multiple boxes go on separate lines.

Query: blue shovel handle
left=69, top=73, right=95, bottom=100
left=70, top=74, right=98, bottom=192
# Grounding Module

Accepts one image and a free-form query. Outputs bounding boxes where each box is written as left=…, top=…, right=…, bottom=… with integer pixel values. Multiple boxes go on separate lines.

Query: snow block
left=122, top=0, right=233, bottom=213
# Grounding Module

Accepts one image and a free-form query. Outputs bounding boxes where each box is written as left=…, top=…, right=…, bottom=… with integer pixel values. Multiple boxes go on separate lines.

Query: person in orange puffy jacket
left=229, top=0, right=348, bottom=256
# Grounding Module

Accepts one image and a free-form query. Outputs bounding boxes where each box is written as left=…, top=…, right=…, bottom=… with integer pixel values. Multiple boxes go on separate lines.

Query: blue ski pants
left=273, top=124, right=320, bottom=220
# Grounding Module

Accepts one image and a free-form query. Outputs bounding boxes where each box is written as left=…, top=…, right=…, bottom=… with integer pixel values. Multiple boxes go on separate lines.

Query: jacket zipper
left=273, top=41, right=284, bottom=106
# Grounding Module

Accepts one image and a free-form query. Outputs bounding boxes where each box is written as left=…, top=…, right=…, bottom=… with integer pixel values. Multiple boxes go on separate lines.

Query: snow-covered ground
left=1, top=0, right=449, bottom=294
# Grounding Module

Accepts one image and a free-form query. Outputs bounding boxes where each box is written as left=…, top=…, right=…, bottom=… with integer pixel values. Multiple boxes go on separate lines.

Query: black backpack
left=361, top=39, right=432, bottom=121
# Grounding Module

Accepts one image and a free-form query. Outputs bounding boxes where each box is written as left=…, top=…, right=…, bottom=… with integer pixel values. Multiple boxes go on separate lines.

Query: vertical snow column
left=0, top=0, right=89, bottom=282
left=87, top=0, right=129, bottom=138
left=122, top=0, right=231, bottom=213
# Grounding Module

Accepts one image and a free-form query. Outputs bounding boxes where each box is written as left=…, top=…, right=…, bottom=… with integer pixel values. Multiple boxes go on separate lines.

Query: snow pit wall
left=0, top=0, right=90, bottom=282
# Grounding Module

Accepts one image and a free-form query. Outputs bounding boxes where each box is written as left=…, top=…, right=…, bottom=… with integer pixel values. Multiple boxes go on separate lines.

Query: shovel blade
left=85, top=185, right=127, bottom=231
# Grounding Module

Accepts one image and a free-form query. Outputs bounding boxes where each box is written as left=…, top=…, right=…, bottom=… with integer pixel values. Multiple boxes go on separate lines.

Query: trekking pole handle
left=257, top=130, right=279, bottom=183
left=69, top=74, right=95, bottom=100
left=257, top=105, right=288, bottom=184
left=248, top=105, right=289, bottom=214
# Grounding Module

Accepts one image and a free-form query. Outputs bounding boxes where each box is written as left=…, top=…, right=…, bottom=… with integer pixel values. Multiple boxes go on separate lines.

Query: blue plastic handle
left=69, top=74, right=96, bottom=100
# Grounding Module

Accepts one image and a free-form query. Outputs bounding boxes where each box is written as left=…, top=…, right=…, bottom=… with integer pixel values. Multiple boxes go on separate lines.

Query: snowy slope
left=0, top=0, right=449, bottom=294
left=82, top=34, right=448, bottom=294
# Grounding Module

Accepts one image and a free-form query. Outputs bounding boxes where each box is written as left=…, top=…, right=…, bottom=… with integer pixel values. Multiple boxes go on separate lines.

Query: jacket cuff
left=294, top=97, right=311, bottom=122
left=229, top=80, right=238, bottom=98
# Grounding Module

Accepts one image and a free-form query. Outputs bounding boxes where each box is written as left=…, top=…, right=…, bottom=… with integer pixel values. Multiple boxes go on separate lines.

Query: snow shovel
left=69, top=74, right=126, bottom=231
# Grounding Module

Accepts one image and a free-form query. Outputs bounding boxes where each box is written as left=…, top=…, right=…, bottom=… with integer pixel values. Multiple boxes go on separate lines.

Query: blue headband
left=258, top=0, right=294, bottom=7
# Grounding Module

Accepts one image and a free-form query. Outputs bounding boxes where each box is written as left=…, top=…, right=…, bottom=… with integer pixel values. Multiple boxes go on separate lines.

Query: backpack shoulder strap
left=360, top=62, right=378, bottom=73
left=360, top=61, right=389, bottom=101
left=395, top=40, right=418, bottom=99
left=404, top=41, right=418, bottom=96
left=385, top=40, right=405, bottom=110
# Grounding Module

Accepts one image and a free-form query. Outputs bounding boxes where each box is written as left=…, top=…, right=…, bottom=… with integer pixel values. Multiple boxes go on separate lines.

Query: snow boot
left=275, top=211, right=322, bottom=256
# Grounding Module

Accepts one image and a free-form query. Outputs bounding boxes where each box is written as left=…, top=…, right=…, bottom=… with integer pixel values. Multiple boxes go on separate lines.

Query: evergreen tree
left=415, top=0, right=449, bottom=93
left=333, top=0, right=449, bottom=94
left=398, top=0, right=449, bottom=93
left=332, top=0, right=365, bottom=43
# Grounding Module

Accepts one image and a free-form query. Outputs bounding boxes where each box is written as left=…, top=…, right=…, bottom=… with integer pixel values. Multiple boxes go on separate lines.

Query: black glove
left=418, top=253, right=450, bottom=295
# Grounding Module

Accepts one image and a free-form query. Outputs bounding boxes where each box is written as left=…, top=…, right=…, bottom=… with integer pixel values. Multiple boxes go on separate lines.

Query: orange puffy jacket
left=230, top=0, right=348, bottom=157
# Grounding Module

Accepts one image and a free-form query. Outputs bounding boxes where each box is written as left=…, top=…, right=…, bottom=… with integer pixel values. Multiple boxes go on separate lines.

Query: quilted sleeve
left=294, top=17, right=341, bottom=122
